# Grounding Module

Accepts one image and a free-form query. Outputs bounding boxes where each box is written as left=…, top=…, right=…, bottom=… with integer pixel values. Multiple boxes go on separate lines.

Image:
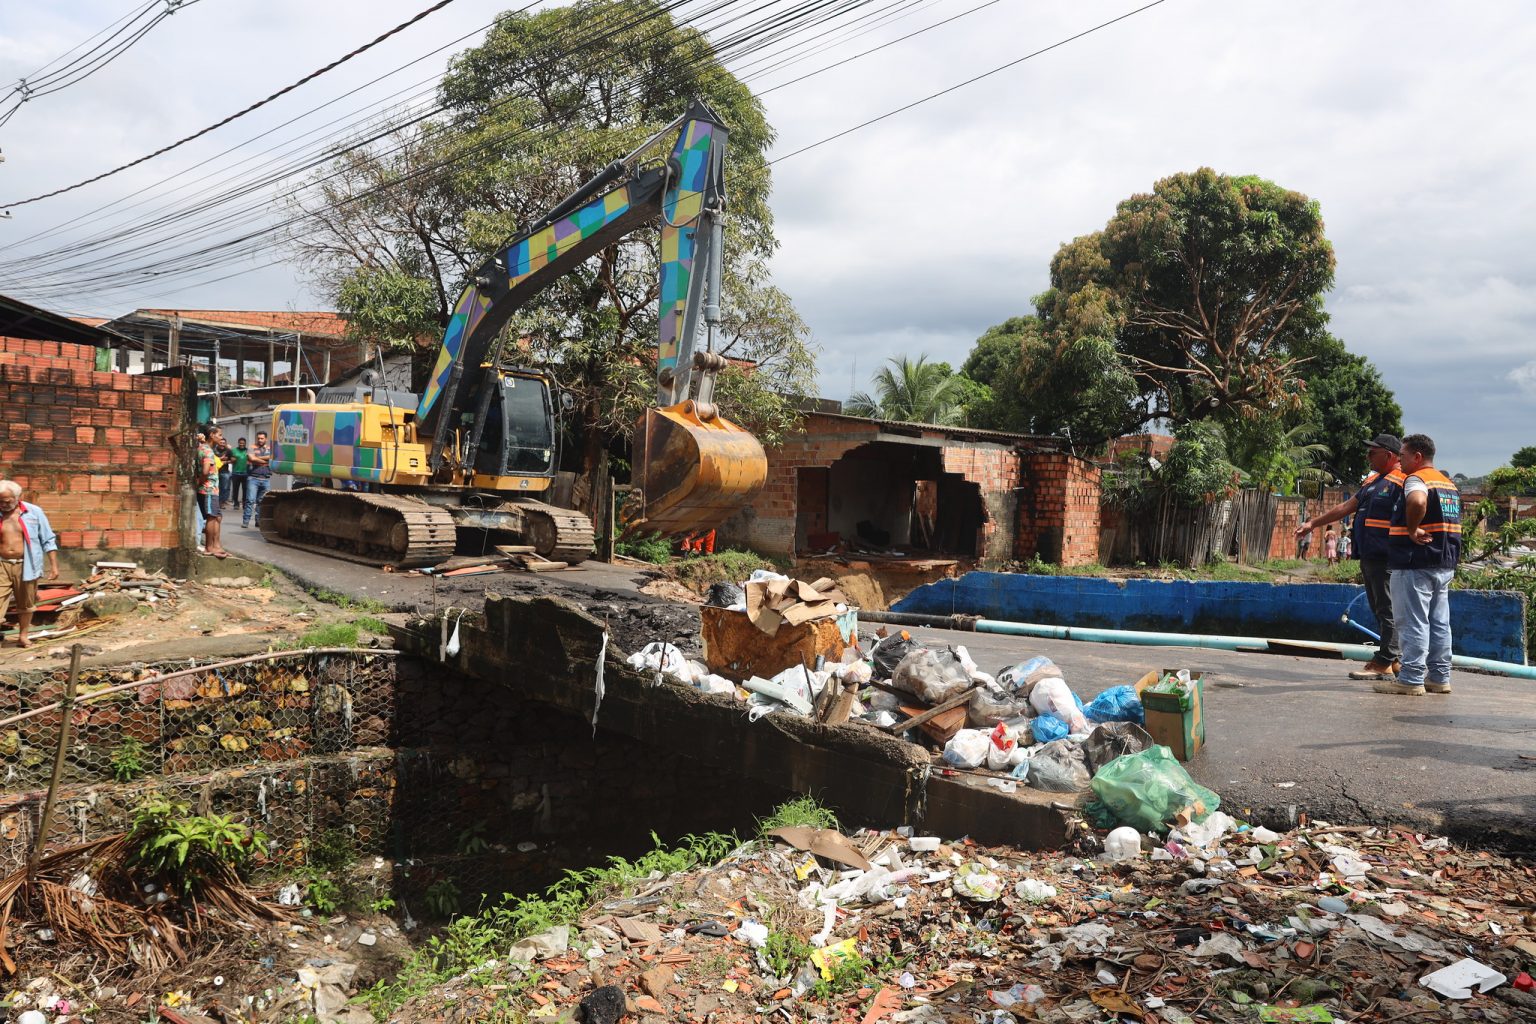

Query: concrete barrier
left=893, top=573, right=1528, bottom=665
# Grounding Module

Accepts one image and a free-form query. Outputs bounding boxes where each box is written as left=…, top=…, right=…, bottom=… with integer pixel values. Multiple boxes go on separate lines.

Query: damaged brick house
left=717, top=410, right=1102, bottom=567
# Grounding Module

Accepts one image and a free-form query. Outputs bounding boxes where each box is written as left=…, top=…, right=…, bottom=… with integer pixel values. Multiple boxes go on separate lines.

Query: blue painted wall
left=893, top=573, right=1528, bottom=665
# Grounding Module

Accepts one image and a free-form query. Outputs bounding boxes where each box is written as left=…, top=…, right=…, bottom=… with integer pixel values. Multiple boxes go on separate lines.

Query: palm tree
left=843, top=355, right=964, bottom=425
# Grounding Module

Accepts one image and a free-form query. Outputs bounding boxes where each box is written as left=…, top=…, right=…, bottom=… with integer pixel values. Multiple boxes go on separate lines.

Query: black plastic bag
left=871, top=632, right=924, bottom=680
left=704, top=581, right=744, bottom=608
left=1082, top=721, right=1156, bottom=773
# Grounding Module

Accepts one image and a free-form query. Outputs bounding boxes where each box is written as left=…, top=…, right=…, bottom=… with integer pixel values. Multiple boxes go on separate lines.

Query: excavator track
left=259, top=488, right=458, bottom=569
left=510, top=500, right=596, bottom=564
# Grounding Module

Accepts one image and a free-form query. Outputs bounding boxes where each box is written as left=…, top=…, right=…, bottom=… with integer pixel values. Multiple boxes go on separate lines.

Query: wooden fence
left=1105, top=488, right=1282, bottom=567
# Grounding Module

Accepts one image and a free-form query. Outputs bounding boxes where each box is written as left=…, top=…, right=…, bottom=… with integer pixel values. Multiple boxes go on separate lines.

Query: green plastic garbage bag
left=1089, top=745, right=1220, bottom=833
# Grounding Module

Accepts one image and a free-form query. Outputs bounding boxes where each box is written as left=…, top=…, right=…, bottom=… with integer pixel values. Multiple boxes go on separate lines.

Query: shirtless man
left=0, top=480, right=61, bottom=648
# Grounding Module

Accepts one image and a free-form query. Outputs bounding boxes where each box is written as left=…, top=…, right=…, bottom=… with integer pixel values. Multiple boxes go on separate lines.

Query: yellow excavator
left=260, top=100, right=766, bottom=568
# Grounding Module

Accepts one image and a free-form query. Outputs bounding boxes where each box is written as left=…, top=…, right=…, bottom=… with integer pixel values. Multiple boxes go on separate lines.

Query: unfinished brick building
left=718, top=411, right=1102, bottom=567
left=1, top=296, right=192, bottom=572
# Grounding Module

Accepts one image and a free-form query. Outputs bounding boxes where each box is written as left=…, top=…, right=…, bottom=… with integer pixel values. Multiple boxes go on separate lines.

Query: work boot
left=1348, top=660, right=1396, bottom=680
left=1372, top=678, right=1425, bottom=696
left=1424, top=679, right=1452, bottom=694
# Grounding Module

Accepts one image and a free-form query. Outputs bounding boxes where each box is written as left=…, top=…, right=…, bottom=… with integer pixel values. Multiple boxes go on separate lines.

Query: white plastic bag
left=942, top=729, right=990, bottom=768
left=893, top=648, right=972, bottom=704
left=1028, top=677, right=1089, bottom=734
left=626, top=642, right=690, bottom=679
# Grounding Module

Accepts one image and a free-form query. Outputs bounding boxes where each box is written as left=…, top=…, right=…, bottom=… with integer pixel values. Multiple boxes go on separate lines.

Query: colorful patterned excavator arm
left=416, top=99, right=730, bottom=475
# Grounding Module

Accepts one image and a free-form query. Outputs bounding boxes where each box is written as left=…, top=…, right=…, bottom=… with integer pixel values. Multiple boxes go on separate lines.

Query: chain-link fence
left=0, top=649, right=398, bottom=878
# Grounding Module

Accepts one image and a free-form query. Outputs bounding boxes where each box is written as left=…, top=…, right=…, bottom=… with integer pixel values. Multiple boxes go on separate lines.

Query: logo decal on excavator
left=276, top=421, right=310, bottom=447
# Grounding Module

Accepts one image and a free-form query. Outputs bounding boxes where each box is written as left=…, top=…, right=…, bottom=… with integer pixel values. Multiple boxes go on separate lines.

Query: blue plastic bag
left=1084, top=685, right=1145, bottom=725
left=1031, top=713, right=1070, bottom=744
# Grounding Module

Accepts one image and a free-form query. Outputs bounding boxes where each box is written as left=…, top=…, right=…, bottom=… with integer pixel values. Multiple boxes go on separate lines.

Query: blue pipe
left=1341, top=593, right=1381, bottom=642
left=854, top=609, right=1536, bottom=680
left=969, top=618, right=1536, bottom=679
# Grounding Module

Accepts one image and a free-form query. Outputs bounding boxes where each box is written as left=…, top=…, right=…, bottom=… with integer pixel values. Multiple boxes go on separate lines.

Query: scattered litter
left=1419, top=958, right=1507, bottom=999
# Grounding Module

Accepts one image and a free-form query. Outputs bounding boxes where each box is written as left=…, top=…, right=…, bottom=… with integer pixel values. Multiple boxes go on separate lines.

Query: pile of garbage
left=626, top=625, right=1216, bottom=833
left=383, top=818, right=1536, bottom=1024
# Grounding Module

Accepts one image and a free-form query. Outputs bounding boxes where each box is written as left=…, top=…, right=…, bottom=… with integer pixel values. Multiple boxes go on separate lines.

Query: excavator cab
left=472, top=371, right=557, bottom=478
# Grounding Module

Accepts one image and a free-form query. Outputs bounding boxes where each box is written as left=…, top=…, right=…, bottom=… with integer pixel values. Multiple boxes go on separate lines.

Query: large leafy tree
left=290, top=0, right=815, bottom=494
left=1021, top=169, right=1336, bottom=444
left=1511, top=446, right=1536, bottom=469
left=1293, top=333, right=1402, bottom=482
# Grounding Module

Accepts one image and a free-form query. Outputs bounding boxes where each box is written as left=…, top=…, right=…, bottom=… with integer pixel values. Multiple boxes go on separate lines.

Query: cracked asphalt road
left=223, top=527, right=1536, bottom=852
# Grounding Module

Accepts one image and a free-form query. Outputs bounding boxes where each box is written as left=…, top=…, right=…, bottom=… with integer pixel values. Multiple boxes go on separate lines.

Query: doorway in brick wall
left=796, top=442, right=984, bottom=557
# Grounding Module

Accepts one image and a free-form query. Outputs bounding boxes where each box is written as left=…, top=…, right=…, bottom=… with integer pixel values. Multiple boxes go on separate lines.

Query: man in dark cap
left=1297, top=434, right=1405, bottom=679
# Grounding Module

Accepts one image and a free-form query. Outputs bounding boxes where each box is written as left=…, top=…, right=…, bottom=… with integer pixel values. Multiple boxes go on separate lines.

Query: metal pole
left=31, top=644, right=82, bottom=869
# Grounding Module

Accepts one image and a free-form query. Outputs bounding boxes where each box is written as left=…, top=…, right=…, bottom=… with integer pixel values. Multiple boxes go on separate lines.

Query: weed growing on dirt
left=360, top=827, right=741, bottom=1018
left=813, top=951, right=874, bottom=998
left=763, top=929, right=814, bottom=978
left=672, top=548, right=785, bottom=589
left=110, top=738, right=147, bottom=782
left=128, top=797, right=267, bottom=896
left=353, top=615, right=390, bottom=635
left=616, top=532, right=673, bottom=563
left=307, top=587, right=389, bottom=613
left=290, top=621, right=359, bottom=648
left=756, top=795, right=839, bottom=837
left=424, top=878, right=461, bottom=917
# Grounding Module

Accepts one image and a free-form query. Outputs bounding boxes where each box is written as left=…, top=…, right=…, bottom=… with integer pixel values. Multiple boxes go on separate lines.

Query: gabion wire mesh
left=0, top=651, right=398, bottom=877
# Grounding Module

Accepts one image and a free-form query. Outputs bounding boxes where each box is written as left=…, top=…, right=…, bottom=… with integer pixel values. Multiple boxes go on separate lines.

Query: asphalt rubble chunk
left=380, top=819, right=1536, bottom=1024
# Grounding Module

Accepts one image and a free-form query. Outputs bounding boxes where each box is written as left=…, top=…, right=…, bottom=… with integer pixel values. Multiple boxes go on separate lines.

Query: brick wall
left=1270, top=497, right=1302, bottom=559
left=0, top=336, right=184, bottom=558
left=939, top=444, right=1022, bottom=564
left=720, top=414, right=1032, bottom=564
left=1015, top=452, right=1103, bottom=566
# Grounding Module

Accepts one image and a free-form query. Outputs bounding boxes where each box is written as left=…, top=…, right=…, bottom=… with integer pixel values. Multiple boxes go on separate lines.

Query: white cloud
left=1510, top=360, right=1536, bottom=397
left=2, top=0, right=1535, bottom=471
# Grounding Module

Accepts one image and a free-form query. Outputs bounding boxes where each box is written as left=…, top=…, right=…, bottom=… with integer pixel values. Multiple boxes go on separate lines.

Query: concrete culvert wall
left=0, top=648, right=796, bottom=917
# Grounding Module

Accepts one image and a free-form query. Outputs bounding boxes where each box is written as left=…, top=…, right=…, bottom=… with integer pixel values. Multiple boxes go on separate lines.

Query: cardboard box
left=700, top=605, right=858, bottom=682
left=1133, top=669, right=1206, bottom=761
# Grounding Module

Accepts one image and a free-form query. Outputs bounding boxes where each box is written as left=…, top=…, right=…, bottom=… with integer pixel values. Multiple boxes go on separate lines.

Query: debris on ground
left=371, top=820, right=1536, bottom=1024
left=1, top=563, right=181, bottom=648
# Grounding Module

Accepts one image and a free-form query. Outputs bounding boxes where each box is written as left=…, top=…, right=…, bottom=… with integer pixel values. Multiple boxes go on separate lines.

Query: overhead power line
left=0, top=0, right=203, bottom=129
left=771, top=0, right=1170, bottom=164
left=0, top=0, right=462, bottom=210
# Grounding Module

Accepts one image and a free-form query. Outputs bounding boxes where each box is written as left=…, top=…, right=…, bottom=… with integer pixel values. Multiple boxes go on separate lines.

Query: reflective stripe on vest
left=1387, top=467, right=1461, bottom=570
left=1352, top=468, right=1405, bottom=561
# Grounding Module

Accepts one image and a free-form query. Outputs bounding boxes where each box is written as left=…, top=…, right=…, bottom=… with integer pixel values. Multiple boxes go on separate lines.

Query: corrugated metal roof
left=805, top=409, right=1067, bottom=449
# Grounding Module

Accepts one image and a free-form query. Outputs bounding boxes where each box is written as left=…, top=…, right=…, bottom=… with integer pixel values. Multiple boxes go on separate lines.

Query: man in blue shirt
left=0, top=480, right=61, bottom=648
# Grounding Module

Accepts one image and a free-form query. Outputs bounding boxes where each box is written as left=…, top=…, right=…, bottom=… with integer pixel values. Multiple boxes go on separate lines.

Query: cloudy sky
left=1, top=0, right=1532, bottom=473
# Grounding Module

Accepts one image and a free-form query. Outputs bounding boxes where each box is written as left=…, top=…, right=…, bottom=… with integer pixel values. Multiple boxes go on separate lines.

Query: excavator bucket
left=637, top=401, right=766, bottom=538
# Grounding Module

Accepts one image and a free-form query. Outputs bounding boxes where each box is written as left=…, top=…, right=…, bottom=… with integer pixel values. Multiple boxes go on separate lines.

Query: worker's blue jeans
left=1389, top=567, right=1454, bottom=687
left=243, top=477, right=270, bottom=526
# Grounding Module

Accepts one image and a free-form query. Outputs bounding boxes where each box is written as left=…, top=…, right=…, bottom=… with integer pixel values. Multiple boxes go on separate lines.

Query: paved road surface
left=221, top=526, right=1536, bottom=851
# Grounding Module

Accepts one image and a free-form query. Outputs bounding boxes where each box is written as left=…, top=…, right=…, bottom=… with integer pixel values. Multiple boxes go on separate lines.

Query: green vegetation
left=362, top=826, right=741, bottom=1018
left=353, top=615, right=390, bottom=635
left=127, top=797, right=267, bottom=896
left=762, top=928, right=815, bottom=978
left=845, top=355, right=968, bottom=425
left=756, top=795, right=839, bottom=837
left=110, top=738, right=147, bottom=782
left=293, top=621, right=360, bottom=649
left=307, top=587, right=389, bottom=613
left=673, top=548, right=784, bottom=589
left=616, top=532, right=673, bottom=564
left=813, top=950, right=876, bottom=999
left=423, top=878, right=462, bottom=918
